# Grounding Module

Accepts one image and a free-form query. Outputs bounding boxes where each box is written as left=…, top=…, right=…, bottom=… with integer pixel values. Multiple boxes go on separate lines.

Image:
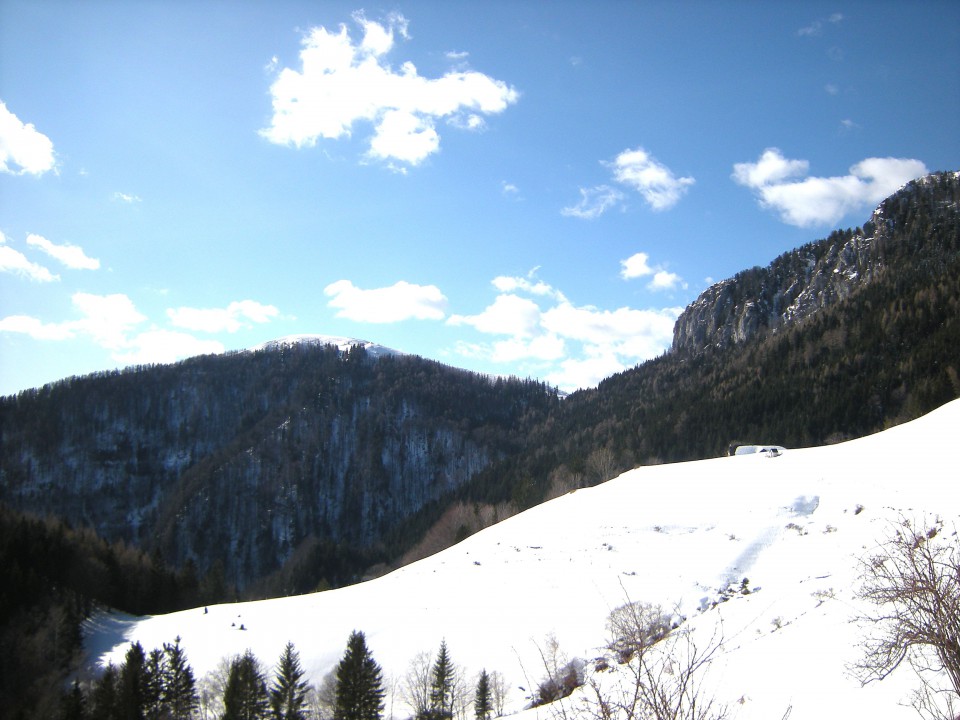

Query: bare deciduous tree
left=589, top=602, right=727, bottom=720
left=401, top=651, right=433, bottom=719
left=853, top=516, right=960, bottom=719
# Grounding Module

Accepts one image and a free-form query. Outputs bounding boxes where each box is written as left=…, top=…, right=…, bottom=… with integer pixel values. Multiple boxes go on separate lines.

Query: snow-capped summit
left=250, top=333, right=404, bottom=359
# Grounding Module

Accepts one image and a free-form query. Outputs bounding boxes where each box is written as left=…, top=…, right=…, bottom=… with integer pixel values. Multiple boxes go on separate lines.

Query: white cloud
left=26, top=233, right=100, bottom=270
left=325, top=279, right=447, bottom=322
left=0, top=314, right=74, bottom=340
left=0, top=244, right=59, bottom=282
left=260, top=12, right=519, bottom=166
left=491, top=333, right=565, bottom=363
left=448, top=271, right=682, bottom=392
left=491, top=274, right=567, bottom=301
left=561, top=185, right=624, bottom=219
left=0, top=101, right=56, bottom=176
left=448, top=293, right=543, bottom=337
left=540, top=302, right=677, bottom=348
left=545, top=351, right=625, bottom=393
left=647, top=270, right=685, bottom=291
left=368, top=109, right=440, bottom=164
left=113, top=330, right=224, bottom=366
left=0, top=292, right=143, bottom=348
left=619, top=252, right=654, bottom=280
left=501, top=181, right=520, bottom=198
left=731, top=148, right=807, bottom=188
left=0, top=292, right=226, bottom=367
left=112, top=191, right=142, bottom=203
left=564, top=148, right=693, bottom=219
left=71, top=292, right=147, bottom=350
left=620, top=252, right=686, bottom=292
left=167, top=300, right=281, bottom=333
left=609, top=148, right=695, bottom=211
left=732, top=148, right=928, bottom=227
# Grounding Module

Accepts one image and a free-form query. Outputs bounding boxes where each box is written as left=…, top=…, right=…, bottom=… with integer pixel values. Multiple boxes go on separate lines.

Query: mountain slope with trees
left=0, top=344, right=559, bottom=593
left=450, top=172, right=960, bottom=511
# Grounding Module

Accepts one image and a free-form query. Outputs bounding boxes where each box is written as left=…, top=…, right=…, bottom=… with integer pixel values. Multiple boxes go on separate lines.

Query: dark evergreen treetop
left=428, top=640, right=456, bottom=720
left=270, top=641, right=310, bottom=720
left=335, top=630, right=385, bottom=720
left=223, top=649, right=270, bottom=720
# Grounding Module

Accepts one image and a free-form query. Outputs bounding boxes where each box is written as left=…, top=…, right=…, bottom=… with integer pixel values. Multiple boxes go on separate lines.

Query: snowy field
left=86, top=398, right=960, bottom=718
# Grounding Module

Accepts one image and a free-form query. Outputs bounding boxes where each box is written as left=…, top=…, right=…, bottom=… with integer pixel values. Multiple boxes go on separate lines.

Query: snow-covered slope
left=86, top=399, right=960, bottom=718
left=251, top=333, right=404, bottom=359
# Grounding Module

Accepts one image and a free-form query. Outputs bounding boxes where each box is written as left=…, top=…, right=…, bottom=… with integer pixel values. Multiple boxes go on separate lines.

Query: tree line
left=62, top=633, right=507, bottom=720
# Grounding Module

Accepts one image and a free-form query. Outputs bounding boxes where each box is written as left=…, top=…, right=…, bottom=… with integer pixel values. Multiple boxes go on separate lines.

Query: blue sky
left=1, top=1, right=958, bottom=395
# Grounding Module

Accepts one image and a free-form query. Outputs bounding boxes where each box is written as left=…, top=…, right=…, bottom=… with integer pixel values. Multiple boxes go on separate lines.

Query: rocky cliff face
left=0, top=343, right=557, bottom=590
left=672, top=172, right=960, bottom=355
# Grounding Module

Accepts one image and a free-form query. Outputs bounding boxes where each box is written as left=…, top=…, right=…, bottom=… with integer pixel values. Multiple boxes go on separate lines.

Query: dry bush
left=853, top=516, right=960, bottom=718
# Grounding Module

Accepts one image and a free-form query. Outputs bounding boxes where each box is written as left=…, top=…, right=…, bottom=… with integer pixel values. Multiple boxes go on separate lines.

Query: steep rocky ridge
left=672, top=172, right=960, bottom=354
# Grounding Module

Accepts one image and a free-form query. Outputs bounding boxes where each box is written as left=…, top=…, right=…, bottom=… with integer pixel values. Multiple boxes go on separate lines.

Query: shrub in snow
left=606, top=601, right=673, bottom=664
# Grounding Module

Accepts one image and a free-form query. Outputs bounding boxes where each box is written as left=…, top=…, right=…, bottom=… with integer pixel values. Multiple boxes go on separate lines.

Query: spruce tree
left=269, top=641, right=310, bottom=720
left=428, top=640, right=455, bottom=720
left=474, top=670, right=491, bottom=720
left=143, top=648, right=166, bottom=720
left=223, top=649, right=270, bottom=720
left=89, top=664, right=120, bottom=720
left=118, top=642, right=148, bottom=720
left=162, top=636, right=199, bottom=719
left=334, top=630, right=385, bottom=720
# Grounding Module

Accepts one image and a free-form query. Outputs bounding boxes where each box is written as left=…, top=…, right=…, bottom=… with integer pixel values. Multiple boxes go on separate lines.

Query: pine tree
left=163, top=636, right=198, bottom=720
left=474, top=670, right=491, bottom=720
left=223, top=650, right=270, bottom=720
left=428, top=640, right=455, bottom=720
left=270, top=641, right=310, bottom=720
left=334, top=630, right=385, bottom=720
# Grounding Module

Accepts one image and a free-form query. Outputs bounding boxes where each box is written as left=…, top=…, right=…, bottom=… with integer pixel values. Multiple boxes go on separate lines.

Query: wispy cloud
left=112, top=191, right=142, bottom=204
left=733, top=148, right=928, bottom=227
left=798, top=12, right=844, bottom=37
left=564, top=147, right=693, bottom=219
left=0, top=101, right=56, bottom=176
left=0, top=232, right=59, bottom=282
left=260, top=12, right=519, bottom=167
left=561, top=185, right=624, bottom=219
left=167, top=300, right=281, bottom=333
left=324, top=279, right=448, bottom=322
left=26, top=233, right=100, bottom=270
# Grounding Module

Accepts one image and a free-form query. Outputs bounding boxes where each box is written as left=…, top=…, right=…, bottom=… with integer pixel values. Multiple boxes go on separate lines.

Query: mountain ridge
left=672, top=171, right=960, bottom=355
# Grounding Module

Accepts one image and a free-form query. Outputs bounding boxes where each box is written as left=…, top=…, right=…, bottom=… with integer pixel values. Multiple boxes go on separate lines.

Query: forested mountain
left=0, top=343, right=558, bottom=593
left=1, top=172, right=958, bottom=597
